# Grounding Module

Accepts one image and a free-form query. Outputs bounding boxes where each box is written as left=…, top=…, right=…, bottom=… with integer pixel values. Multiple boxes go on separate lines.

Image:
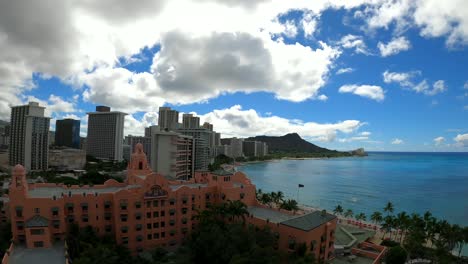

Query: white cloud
left=391, top=138, right=404, bottom=145
left=360, top=131, right=371, bottom=136
left=25, top=94, right=76, bottom=118
left=454, top=134, right=468, bottom=147
left=464, top=105, right=468, bottom=110
left=198, top=105, right=364, bottom=140
left=433, top=136, right=445, bottom=146
left=464, top=81, right=468, bottom=90
left=317, top=94, right=328, bottom=101
left=339, top=34, right=371, bottom=55
left=339, top=84, right=385, bottom=101
left=427, top=80, right=447, bottom=96
left=383, top=70, right=414, bottom=86
left=378, top=36, right=411, bottom=57
left=336, top=67, right=354, bottom=75
left=383, top=71, right=447, bottom=96
left=338, top=136, right=369, bottom=142
left=301, top=11, right=318, bottom=38
left=151, top=31, right=340, bottom=104
left=359, top=0, right=468, bottom=47
left=81, top=67, right=165, bottom=113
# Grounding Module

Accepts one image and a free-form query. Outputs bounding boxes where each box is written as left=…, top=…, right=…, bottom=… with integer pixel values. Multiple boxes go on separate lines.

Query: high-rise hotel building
left=158, top=107, right=179, bottom=131
left=86, top=106, right=126, bottom=161
left=9, top=102, right=50, bottom=171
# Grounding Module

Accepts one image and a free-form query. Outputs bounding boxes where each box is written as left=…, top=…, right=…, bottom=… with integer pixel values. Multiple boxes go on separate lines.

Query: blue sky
left=1, top=0, right=467, bottom=151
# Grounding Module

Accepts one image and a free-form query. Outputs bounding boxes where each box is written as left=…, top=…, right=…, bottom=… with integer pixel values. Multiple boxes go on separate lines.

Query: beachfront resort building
left=3, top=144, right=337, bottom=262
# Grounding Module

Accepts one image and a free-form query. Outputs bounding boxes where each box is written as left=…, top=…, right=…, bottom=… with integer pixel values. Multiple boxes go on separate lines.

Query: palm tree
left=276, top=191, right=284, bottom=205
left=396, top=211, right=409, bottom=243
left=333, top=205, right=344, bottom=216
left=260, top=193, right=272, bottom=207
left=382, top=215, right=394, bottom=240
left=225, top=200, right=249, bottom=223
left=280, top=199, right=299, bottom=213
left=344, top=209, right=353, bottom=219
left=370, top=211, right=383, bottom=225
left=384, top=201, right=394, bottom=216
left=256, top=188, right=263, bottom=200
left=356, top=213, right=366, bottom=223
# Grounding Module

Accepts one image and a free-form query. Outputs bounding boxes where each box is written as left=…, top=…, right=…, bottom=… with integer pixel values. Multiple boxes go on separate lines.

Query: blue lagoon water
left=239, top=152, right=468, bottom=226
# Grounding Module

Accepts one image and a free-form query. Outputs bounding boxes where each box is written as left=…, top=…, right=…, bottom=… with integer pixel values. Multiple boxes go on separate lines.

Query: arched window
left=139, top=161, right=143, bottom=170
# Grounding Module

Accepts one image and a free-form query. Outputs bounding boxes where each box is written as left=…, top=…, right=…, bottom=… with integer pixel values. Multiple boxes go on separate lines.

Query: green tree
left=333, top=205, right=343, bottom=216
left=344, top=209, right=353, bottom=219
left=385, top=246, right=408, bottom=264
left=280, top=199, right=299, bottom=212
left=370, top=211, right=383, bottom=225
left=384, top=201, right=394, bottom=216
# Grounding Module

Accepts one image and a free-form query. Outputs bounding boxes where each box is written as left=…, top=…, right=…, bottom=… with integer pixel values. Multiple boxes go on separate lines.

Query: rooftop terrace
left=28, top=184, right=141, bottom=198
left=9, top=243, right=66, bottom=264
left=248, top=206, right=337, bottom=231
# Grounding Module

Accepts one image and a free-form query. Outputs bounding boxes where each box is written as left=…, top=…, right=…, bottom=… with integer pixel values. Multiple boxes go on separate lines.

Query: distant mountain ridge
left=245, top=133, right=339, bottom=153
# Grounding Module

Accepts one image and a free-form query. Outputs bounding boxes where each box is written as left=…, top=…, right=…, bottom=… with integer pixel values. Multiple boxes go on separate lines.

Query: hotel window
left=105, top=225, right=112, bottom=232
left=135, top=201, right=141, bottom=209
left=120, top=214, right=128, bottom=222
left=15, top=206, right=23, bottom=217
left=104, top=201, right=111, bottom=209
left=146, top=212, right=152, bottom=218
left=82, top=215, right=89, bottom=223
left=181, top=208, right=188, bottom=215
left=31, top=229, right=45, bottom=235
left=147, top=223, right=152, bottom=230
left=121, top=226, right=128, bottom=233
left=161, top=210, right=165, bottom=217
left=161, top=221, right=165, bottom=227
left=146, top=201, right=151, bottom=208
left=66, top=203, right=74, bottom=213
left=170, top=230, right=176, bottom=236
left=329, top=241, right=333, bottom=248
left=153, top=222, right=159, bottom=228
left=52, top=207, right=59, bottom=216
left=67, top=216, right=75, bottom=223
left=321, top=235, right=326, bottom=243
left=105, top=212, right=112, bottom=221
left=153, top=200, right=158, bottom=207
left=34, top=208, right=40, bottom=214
left=169, top=240, right=177, bottom=246
left=310, top=240, right=316, bottom=251
left=153, top=211, right=159, bottom=218
left=205, top=193, right=211, bottom=200
left=136, top=224, right=142, bottom=231
left=147, top=234, right=152, bottom=240
left=192, top=195, right=195, bottom=202
left=34, top=241, right=44, bottom=248
left=53, top=220, right=60, bottom=228
left=181, top=218, right=187, bottom=224
left=182, top=227, right=188, bottom=234
left=136, top=235, right=143, bottom=242
left=135, top=212, right=142, bottom=220
left=160, top=200, right=165, bottom=207
left=288, top=239, right=296, bottom=250
left=81, top=203, right=88, bottom=212
left=169, top=219, right=175, bottom=226
left=169, top=198, right=176, bottom=205
left=16, top=221, right=24, bottom=231
left=154, top=233, right=160, bottom=239
left=122, top=237, right=128, bottom=244
left=120, top=201, right=128, bottom=210
left=240, top=193, right=245, bottom=199
left=182, top=197, right=188, bottom=205
left=169, top=209, right=176, bottom=216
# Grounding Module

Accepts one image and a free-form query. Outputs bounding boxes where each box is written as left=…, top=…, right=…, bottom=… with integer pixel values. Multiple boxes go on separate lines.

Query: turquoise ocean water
left=239, top=152, right=468, bottom=254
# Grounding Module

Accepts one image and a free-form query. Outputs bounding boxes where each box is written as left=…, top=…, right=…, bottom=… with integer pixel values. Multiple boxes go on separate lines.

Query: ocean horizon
left=239, top=151, right=468, bottom=254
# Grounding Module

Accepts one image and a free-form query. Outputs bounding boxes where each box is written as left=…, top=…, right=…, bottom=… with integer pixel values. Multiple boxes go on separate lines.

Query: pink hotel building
left=4, top=144, right=337, bottom=261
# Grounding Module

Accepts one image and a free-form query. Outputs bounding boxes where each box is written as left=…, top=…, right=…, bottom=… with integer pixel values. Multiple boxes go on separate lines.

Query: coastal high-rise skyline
left=86, top=106, right=127, bottom=161
left=55, top=118, right=80, bottom=149
left=9, top=102, right=50, bottom=171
